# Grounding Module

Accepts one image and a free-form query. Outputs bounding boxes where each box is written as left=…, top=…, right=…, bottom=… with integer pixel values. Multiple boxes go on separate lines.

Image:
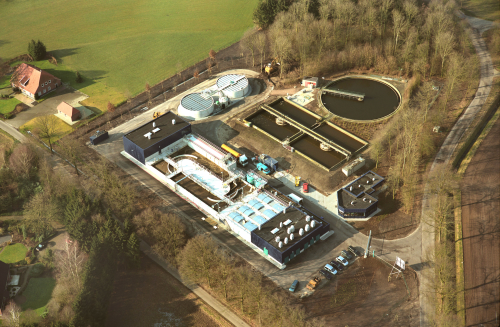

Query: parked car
left=330, top=261, right=343, bottom=271
left=348, top=245, right=361, bottom=257
left=319, top=269, right=332, bottom=280
left=35, top=242, right=47, bottom=252
left=341, top=250, right=353, bottom=260
left=336, top=256, right=348, bottom=267
left=303, top=182, right=309, bottom=193
left=289, top=280, right=299, bottom=292
left=324, top=264, right=337, bottom=275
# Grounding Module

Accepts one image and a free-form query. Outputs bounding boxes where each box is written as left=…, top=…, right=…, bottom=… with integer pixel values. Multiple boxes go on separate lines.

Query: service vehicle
left=221, top=144, right=248, bottom=166
left=324, top=264, right=337, bottom=275
left=289, top=280, right=299, bottom=292
left=256, top=163, right=271, bottom=174
left=306, top=277, right=321, bottom=290
left=319, top=269, right=332, bottom=280
left=336, top=256, right=349, bottom=267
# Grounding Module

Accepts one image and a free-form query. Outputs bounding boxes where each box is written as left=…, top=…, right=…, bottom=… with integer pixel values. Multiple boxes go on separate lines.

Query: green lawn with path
left=21, top=277, right=56, bottom=315
left=0, top=97, right=22, bottom=115
left=1, top=0, right=258, bottom=99
left=0, top=243, right=27, bottom=263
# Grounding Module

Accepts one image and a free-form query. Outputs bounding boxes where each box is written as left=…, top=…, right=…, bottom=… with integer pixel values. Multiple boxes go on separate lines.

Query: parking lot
left=301, top=257, right=419, bottom=326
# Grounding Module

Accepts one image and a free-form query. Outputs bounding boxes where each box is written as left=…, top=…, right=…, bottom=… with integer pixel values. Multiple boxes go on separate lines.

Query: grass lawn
left=0, top=75, right=11, bottom=89
left=461, top=0, right=500, bottom=22
left=21, top=277, right=56, bottom=316
left=1, top=0, right=257, bottom=97
left=0, top=243, right=27, bottom=263
left=0, top=97, right=22, bottom=115
left=20, top=115, right=74, bottom=142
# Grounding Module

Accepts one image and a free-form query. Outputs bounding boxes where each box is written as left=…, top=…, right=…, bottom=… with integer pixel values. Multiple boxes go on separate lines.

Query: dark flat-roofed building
left=251, top=206, right=330, bottom=265
left=337, top=170, right=384, bottom=219
left=123, top=111, right=191, bottom=164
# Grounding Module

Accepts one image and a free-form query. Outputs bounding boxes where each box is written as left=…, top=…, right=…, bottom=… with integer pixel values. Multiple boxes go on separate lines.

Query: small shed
left=301, top=77, right=319, bottom=89
left=57, top=102, right=81, bottom=122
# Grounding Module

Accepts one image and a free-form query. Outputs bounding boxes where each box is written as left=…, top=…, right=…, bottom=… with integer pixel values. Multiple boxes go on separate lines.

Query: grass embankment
left=0, top=243, right=27, bottom=263
left=0, top=76, right=12, bottom=89
left=21, top=277, right=56, bottom=315
left=1, top=0, right=257, bottom=96
left=460, top=0, right=500, bottom=22
left=0, top=97, right=22, bottom=115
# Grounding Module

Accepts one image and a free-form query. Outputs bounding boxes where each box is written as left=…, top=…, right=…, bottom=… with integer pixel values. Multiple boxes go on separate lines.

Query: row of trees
left=244, top=0, right=476, bottom=81
left=177, top=235, right=325, bottom=327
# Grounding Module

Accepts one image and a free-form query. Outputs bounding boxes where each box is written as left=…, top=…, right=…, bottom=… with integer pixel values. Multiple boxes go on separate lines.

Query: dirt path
left=461, top=118, right=500, bottom=326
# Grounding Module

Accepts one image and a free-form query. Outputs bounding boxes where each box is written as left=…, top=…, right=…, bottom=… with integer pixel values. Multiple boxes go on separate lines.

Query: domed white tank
left=178, top=93, right=214, bottom=120
left=216, top=74, right=250, bottom=99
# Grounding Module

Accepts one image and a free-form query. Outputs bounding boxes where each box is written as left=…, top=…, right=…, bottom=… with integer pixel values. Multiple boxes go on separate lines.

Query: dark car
left=35, top=242, right=47, bottom=252
left=319, top=269, right=332, bottom=280
left=330, top=261, right=343, bottom=271
left=348, top=245, right=361, bottom=257
left=341, top=250, right=353, bottom=260
left=289, top=280, right=299, bottom=292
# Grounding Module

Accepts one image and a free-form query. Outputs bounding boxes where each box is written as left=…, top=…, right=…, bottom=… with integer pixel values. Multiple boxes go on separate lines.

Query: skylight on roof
left=271, top=228, right=280, bottom=234
left=283, top=219, right=292, bottom=226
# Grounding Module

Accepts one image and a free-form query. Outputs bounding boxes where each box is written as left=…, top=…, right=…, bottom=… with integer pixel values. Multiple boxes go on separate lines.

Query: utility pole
left=364, top=230, right=372, bottom=258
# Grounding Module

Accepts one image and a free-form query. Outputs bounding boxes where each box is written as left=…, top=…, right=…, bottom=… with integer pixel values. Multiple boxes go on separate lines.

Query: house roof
left=57, top=102, right=80, bottom=119
left=13, top=63, right=60, bottom=95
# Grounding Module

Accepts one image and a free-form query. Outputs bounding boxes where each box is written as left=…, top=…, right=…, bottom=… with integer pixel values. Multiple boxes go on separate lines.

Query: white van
left=324, top=264, right=337, bottom=275
left=287, top=193, right=303, bottom=205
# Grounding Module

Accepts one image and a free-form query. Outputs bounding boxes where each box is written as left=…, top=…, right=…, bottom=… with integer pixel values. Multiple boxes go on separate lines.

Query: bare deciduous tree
left=34, top=115, right=61, bottom=154
left=5, top=301, right=21, bottom=327
left=56, top=239, right=86, bottom=291
left=58, top=136, right=82, bottom=175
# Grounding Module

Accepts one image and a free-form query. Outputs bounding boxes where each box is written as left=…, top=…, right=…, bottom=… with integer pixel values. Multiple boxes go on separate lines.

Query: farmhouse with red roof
left=57, top=102, right=81, bottom=122
left=11, top=63, right=61, bottom=100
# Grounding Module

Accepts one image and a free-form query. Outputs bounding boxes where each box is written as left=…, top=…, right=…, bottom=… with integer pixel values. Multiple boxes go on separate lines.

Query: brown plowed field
left=461, top=118, right=500, bottom=327
left=105, top=254, right=227, bottom=327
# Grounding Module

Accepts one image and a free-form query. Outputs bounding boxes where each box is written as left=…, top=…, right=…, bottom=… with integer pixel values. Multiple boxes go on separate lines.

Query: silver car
left=336, top=256, right=348, bottom=266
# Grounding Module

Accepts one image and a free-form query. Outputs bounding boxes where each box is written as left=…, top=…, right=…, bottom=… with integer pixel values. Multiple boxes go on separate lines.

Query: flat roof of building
left=254, top=207, right=322, bottom=252
left=124, top=111, right=189, bottom=149
left=337, top=189, right=377, bottom=210
left=344, top=170, right=384, bottom=197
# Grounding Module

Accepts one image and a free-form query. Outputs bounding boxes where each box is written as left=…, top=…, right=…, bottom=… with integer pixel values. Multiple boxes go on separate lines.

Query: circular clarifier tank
left=321, top=76, right=401, bottom=122
left=177, top=93, right=215, bottom=120
left=216, top=74, right=249, bottom=99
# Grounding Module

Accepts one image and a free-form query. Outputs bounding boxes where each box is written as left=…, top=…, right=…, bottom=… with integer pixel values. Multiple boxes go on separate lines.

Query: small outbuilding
left=57, top=102, right=81, bottom=122
left=301, top=77, right=318, bottom=89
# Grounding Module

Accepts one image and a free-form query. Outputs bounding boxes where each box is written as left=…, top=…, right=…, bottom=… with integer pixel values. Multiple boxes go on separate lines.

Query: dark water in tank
left=249, top=110, right=299, bottom=140
left=290, top=136, right=344, bottom=169
left=314, top=124, right=364, bottom=153
left=321, top=78, right=400, bottom=121
left=269, top=98, right=318, bottom=126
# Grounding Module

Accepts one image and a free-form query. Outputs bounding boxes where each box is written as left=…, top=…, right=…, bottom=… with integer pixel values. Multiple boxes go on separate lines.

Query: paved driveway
left=9, top=86, right=87, bottom=128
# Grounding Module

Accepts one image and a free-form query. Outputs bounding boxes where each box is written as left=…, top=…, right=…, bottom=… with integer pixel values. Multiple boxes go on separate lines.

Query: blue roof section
left=248, top=199, right=260, bottom=207
left=257, top=193, right=273, bottom=204
left=263, top=209, right=276, bottom=219
left=250, top=202, right=264, bottom=211
left=272, top=203, right=286, bottom=212
left=228, top=212, right=245, bottom=223
left=243, top=221, right=258, bottom=232
left=238, top=206, right=254, bottom=216
left=253, top=215, right=268, bottom=225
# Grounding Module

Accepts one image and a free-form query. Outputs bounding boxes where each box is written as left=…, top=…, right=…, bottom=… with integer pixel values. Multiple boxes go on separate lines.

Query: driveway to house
left=8, top=86, right=88, bottom=128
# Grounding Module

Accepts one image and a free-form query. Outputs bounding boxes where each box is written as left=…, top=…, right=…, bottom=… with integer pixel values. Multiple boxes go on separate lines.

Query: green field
left=1, top=0, right=258, bottom=98
left=0, top=243, right=27, bottom=263
left=21, top=277, right=56, bottom=315
left=461, top=0, right=500, bottom=22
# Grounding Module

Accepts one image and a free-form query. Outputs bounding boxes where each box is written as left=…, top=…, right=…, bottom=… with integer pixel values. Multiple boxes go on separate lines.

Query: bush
left=75, top=71, right=83, bottom=83
left=3, top=113, right=13, bottom=119
left=26, top=256, right=32, bottom=264
left=30, top=263, right=45, bottom=277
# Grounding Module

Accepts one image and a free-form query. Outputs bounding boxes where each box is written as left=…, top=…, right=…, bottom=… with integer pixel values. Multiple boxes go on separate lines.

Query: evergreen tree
left=127, top=233, right=140, bottom=268
left=27, top=39, right=47, bottom=61
left=75, top=71, right=83, bottom=83
left=253, top=0, right=293, bottom=29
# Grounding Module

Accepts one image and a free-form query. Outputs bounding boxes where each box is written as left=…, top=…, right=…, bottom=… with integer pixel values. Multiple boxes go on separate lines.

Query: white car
left=336, top=256, right=348, bottom=266
left=324, top=264, right=337, bottom=275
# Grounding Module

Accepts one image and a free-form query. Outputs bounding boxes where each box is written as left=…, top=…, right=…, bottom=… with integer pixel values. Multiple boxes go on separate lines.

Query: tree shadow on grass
left=51, top=47, right=80, bottom=60
left=0, top=40, right=11, bottom=49
left=43, top=68, right=107, bottom=91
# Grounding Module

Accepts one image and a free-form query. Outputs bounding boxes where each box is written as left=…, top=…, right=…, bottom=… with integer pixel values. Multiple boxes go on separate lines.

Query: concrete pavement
left=419, top=13, right=496, bottom=326
left=0, top=119, right=26, bottom=142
